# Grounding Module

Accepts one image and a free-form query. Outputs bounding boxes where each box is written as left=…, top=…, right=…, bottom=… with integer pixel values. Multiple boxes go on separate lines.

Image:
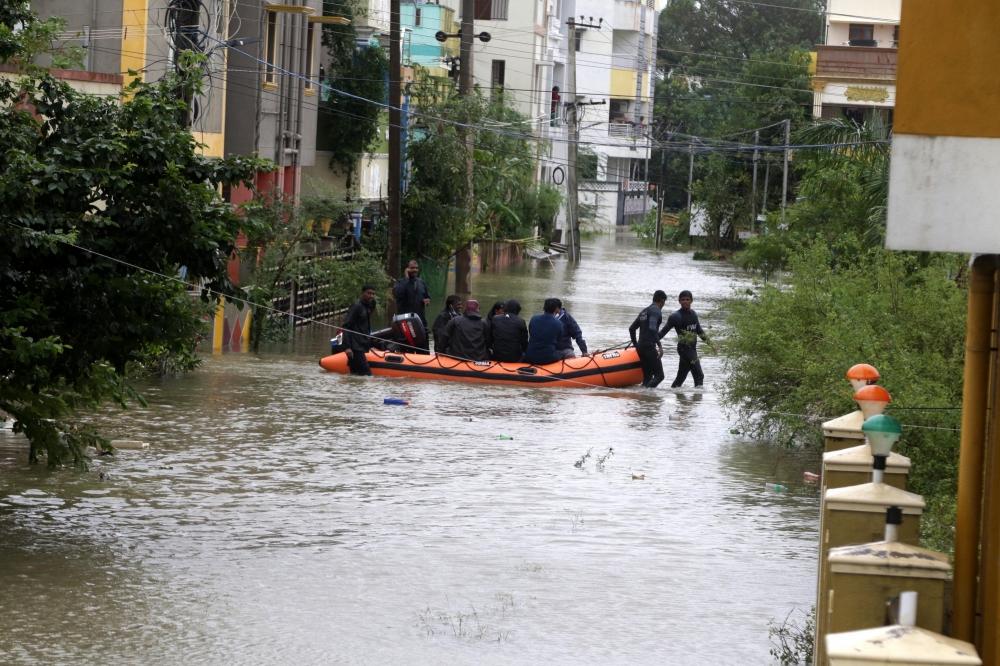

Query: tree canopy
left=0, top=5, right=266, bottom=466
left=402, top=76, right=559, bottom=261
left=316, top=1, right=388, bottom=183
left=652, top=0, right=820, bottom=232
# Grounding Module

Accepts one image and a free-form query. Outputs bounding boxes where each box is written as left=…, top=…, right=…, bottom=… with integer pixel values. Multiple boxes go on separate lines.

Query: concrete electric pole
left=564, top=16, right=602, bottom=263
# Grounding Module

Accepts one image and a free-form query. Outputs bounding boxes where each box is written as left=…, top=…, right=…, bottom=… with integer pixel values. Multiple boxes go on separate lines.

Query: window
left=415, top=8, right=421, bottom=26
left=474, top=0, right=508, bottom=20
left=574, top=29, right=581, bottom=52
left=305, top=22, right=315, bottom=92
left=848, top=23, right=875, bottom=45
left=491, top=59, right=505, bottom=88
left=264, top=10, right=277, bottom=85
left=893, top=24, right=899, bottom=47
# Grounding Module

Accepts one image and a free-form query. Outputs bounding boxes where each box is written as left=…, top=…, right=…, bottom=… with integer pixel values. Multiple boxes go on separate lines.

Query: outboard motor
left=330, top=313, right=427, bottom=354
left=386, top=312, right=427, bottom=352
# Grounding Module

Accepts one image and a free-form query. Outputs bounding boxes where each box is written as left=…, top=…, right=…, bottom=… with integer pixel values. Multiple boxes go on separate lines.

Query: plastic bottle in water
left=383, top=397, right=409, bottom=406
left=496, top=435, right=514, bottom=440
left=764, top=482, right=787, bottom=493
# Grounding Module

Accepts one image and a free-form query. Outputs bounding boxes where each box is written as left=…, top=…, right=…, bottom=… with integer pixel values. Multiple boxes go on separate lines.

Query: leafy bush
left=722, top=239, right=965, bottom=551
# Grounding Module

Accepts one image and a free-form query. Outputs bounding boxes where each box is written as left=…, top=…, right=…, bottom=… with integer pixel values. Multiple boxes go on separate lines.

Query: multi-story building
left=225, top=0, right=323, bottom=202
left=811, top=0, right=900, bottom=122
left=402, top=0, right=459, bottom=79
left=31, top=0, right=233, bottom=158
left=466, top=0, right=659, bottom=233
left=31, top=0, right=322, bottom=197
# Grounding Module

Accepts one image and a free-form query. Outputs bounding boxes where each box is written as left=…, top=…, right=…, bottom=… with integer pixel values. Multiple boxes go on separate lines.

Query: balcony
left=814, top=45, right=897, bottom=81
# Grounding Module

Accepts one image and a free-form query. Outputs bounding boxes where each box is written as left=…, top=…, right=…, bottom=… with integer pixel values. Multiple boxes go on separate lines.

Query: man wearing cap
left=438, top=299, right=491, bottom=361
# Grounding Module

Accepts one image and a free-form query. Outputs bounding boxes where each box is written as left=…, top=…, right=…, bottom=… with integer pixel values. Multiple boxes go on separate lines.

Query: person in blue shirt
left=553, top=298, right=588, bottom=358
left=525, top=298, right=570, bottom=365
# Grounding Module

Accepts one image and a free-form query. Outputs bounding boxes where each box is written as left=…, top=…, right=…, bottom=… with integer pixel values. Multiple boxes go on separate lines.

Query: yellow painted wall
left=611, top=68, right=636, bottom=98
left=120, top=0, right=148, bottom=85
left=193, top=131, right=226, bottom=158
left=212, top=297, right=226, bottom=352
left=895, top=0, right=1000, bottom=138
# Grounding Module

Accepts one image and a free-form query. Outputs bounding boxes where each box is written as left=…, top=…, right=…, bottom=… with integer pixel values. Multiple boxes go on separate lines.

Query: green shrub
left=722, top=239, right=966, bottom=551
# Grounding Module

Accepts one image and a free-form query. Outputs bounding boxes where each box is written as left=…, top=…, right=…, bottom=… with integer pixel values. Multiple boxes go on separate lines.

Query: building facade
left=224, top=0, right=323, bottom=202
left=464, top=0, right=659, bottom=233
left=811, top=0, right=900, bottom=122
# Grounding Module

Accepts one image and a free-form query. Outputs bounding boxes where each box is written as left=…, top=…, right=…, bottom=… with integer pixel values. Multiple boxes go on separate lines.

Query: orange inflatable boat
left=318, top=347, right=644, bottom=388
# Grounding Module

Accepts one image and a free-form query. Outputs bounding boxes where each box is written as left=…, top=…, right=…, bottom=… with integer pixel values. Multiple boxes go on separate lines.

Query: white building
left=458, top=0, right=659, bottom=234
left=812, top=0, right=900, bottom=122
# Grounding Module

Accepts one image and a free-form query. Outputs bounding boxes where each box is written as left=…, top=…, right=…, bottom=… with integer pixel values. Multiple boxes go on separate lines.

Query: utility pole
left=655, top=140, right=666, bottom=249
left=564, top=16, right=602, bottom=263
left=751, top=129, right=759, bottom=233
left=387, top=0, right=401, bottom=282
left=686, top=144, right=694, bottom=212
left=454, top=0, right=475, bottom=296
left=781, top=118, right=790, bottom=223
left=564, top=18, right=580, bottom=263
left=761, top=157, right=770, bottom=216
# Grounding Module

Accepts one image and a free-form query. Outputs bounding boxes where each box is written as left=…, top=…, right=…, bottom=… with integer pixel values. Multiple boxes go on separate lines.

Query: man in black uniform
left=393, top=259, right=431, bottom=352
left=490, top=299, right=529, bottom=362
left=628, top=290, right=667, bottom=387
left=342, top=285, right=377, bottom=375
left=659, top=290, right=711, bottom=388
left=431, top=294, right=463, bottom=353
left=438, top=299, right=491, bottom=361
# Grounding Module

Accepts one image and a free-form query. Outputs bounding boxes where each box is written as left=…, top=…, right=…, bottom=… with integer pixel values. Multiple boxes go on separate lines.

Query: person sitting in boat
left=438, top=299, right=491, bottom=361
left=431, top=294, right=463, bottom=353
left=554, top=298, right=588, bottom=358
left=489, top=299, right=528, bottom=362
left=486, top=301, right=505, bottom=327
left=525, top=298, right=572, bottom=365
left=342, top=284, right=377, bottom=376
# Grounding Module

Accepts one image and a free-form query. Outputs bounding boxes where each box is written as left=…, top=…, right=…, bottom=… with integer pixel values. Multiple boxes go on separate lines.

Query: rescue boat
left=318, top=347, right=644, bottom=388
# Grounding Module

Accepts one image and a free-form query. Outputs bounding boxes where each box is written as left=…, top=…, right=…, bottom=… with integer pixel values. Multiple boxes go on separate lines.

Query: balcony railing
left=815, top=44, right=897, bottom=80
left=608, top=122, right=646, bottom=139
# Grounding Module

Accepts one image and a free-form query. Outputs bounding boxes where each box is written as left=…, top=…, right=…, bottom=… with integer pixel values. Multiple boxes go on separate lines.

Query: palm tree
left=795, top=114, right=891, bottom=245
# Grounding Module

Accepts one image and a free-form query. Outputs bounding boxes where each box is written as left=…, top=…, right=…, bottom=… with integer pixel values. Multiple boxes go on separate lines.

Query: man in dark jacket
left=439, top=299, right=491, bottom=361
left=393, top=259, right=431, bottom=351
left=629, top=290, right=667, bottom=387
left=490, top=299, right=528, bottom=362
left=659, top=290, right=711, bottom=388
left=431, top=294, right=463, bottom=353
left=554, top=298, right=588, bottom=357
left=342, top=285, right=377, bottom=376
left=525, top=298, right=569, bottom=365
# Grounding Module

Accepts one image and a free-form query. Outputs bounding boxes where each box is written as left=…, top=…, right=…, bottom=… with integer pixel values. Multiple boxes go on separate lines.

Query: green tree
left=653, top=0, right=819, bottom=217
left=317, top=1, right=388, bottom=185
left=0, top=6, right=266, bottom=466
left=736, top=115, right=893, bottom=274
left=722, top=241, right=966, bottom=550
left=402, top=76, right=542, bottom=262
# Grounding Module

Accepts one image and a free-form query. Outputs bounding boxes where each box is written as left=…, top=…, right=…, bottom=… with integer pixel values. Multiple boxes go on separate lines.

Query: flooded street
left=0, top=236, right=819, bottom=664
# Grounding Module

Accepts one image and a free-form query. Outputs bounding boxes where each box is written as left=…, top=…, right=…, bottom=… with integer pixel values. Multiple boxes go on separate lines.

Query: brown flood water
left=0, top=235, right=819, bottom=664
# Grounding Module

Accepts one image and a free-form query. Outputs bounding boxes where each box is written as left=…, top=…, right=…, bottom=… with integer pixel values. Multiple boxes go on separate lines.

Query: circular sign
left=552, top=166, right=565, bottom=184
